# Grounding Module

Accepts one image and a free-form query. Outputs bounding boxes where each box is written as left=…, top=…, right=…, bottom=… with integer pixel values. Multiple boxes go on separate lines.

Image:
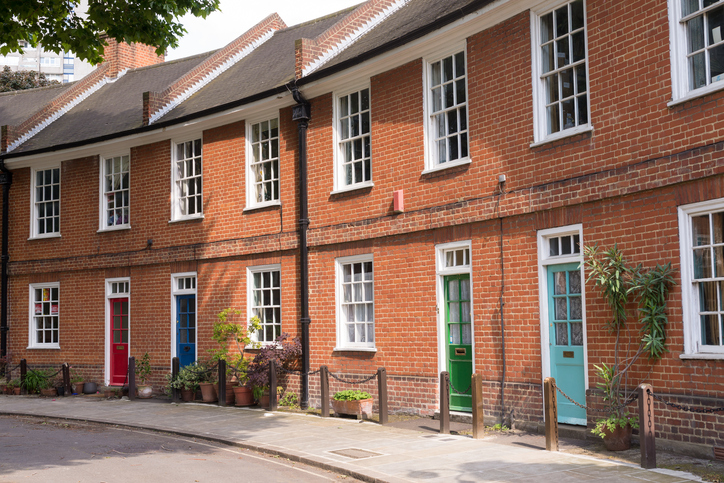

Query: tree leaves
left=0, top=66, right=61, bottom=92
left=0, top=0, right=221, bottom=65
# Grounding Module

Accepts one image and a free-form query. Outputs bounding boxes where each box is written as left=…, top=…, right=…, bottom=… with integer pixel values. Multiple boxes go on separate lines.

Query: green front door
left=445, top=274, right=472, bottom=412
left=548, top=263, right=586, bottom=425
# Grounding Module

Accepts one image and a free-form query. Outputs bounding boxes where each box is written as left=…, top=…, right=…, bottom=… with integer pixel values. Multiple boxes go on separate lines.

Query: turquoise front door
left=445, top=274, right=472, bottom=412
left=176, top=294, right=196, bottom=368
left=548, top=263, right=586, bottom=425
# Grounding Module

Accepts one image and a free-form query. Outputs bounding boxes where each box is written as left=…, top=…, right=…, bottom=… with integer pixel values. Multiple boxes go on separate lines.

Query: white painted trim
left=7, top=70, right=129, bottom=153
left=171, top=272, right=198, bottom=364
left=170, top=135, right=204, bottom=222
left=678, top=198, right=724, bottom=356
left=149, top=30, right=275, bottom=124
left=99, top=153, right=131, bottom=231
left=303, top=0, right=411, bottom=76
left=332, top=84, right=372, bottom=192
left=104, top=277, right=130, bottom=386
left=529, top=1, right=592, bottom=144
left=536, top=224, right=587, bottom=422
left=28, top=282, right=60, bottom=350
left=29, top=165, right=61, bottom=239
left=330, top=181, right=375, bottom=196
left=435, top=240, right=474, bottom=377
left=335, top=253, right=375, bottom=350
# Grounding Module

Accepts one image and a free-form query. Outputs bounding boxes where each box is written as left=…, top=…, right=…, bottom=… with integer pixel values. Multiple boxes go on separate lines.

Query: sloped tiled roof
left=0, top=83, right=75, bottom=128
left=159, top=9, right=351, bottom=123
left=11, top=53, right=212, bottom=154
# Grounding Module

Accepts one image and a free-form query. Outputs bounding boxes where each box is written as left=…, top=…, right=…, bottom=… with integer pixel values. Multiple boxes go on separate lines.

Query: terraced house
left=1, top=0, right=723, bottom=457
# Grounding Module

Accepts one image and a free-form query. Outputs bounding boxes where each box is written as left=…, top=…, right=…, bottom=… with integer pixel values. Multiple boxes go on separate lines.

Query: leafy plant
left=584, top=244, right=675, bottom=426
left=246, top=333, right=301, bottom=399
left=8, top=379, right=20, bottom=388
left=491, top=423, right=510, bottom=432
left=279, top=391, right=299, bottom=408
left=22, top=369, right=52, bottom=393
left=209, top=309, right=261, bottom=384
left=333, top=390, right=371, bottom=401
left=591, top=413, right=639, bottom=439
left=69, top=367, right=84, bottom=384
left=136, top=352, right=152, bottom=385
left=165, top=362, right=205, bottom=391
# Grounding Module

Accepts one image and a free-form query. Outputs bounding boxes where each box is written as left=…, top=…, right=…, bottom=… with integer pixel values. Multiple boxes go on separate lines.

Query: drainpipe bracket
left=0, top=172, right=11, bottom=185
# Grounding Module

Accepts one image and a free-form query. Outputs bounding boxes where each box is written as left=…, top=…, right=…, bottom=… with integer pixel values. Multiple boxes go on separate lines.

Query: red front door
left=110, top=298, right=129, bottom=385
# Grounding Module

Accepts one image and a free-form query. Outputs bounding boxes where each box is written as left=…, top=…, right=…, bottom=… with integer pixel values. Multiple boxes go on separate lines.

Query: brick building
left=1, top=0, right=723, bottom=456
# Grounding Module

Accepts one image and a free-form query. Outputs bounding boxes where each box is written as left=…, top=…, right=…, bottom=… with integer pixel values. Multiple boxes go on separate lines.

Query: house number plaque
left=563, top=351, right=574, bottom=358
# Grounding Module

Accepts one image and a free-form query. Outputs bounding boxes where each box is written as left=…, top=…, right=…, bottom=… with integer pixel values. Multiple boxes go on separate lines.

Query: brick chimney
left=101, top=36, right=165, bottom=78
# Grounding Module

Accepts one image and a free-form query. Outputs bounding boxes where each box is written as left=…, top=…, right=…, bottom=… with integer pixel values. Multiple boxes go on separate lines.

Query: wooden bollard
left=268, top=359, right=277, bottom=411
left=320, top=366, right=329, bottom=417
left=472, top=373, right=484, bottom=439
left=544, top=377, right=559, bottom=451
left=20, top=359, right=26, bottom=395
left=440, top=372, right=450, bottom=434
left=377, top=367, right=388, bottom=425
left=128, top=357, right=136, bottom=401
left=171, top=357, right=180, bottom=403
left=217, top=359, right=226, bottom=407
left=638, top=384, right=656, bottom=469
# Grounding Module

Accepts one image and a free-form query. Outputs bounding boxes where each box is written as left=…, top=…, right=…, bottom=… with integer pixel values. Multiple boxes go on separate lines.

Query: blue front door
left=176, top=294, right=196, bottom=368
left=548, top=263, right=586, bottom=425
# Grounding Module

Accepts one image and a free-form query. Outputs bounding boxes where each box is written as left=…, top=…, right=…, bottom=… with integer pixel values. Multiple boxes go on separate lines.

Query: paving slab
left=0, top=395, right=703, bottom=483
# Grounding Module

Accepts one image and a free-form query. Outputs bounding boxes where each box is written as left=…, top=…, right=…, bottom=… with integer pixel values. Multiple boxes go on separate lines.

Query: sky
left=166, top=0, right=364, bottom=61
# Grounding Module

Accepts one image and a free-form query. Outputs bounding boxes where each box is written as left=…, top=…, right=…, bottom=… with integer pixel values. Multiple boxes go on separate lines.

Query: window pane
left=555, top=297, right=568, bottom=320
left=569, top=270, right=581, bottom=294
left=571, top=0, right=584, bottom=31
left=689, top=16, right=705, bottom=54
left=571, top=322, right=583, bottom=345
left=570, top=296, right=582, bottom=320
left=554, top=272, right=566, bottom=295
left=694, top=247, right=712, bottom=279
left=556, top=322, right=569, bottom=345
left=693, top=215, right=711, bottom=245
left=541, top=13, right=554, bottom=43
left=701, top=314, right=721, bottom=345
left=700, top=281, right=718, bottom=312
left=690, top=52, right=707, bottom=90
left=555, top=5, right=569, bottom=37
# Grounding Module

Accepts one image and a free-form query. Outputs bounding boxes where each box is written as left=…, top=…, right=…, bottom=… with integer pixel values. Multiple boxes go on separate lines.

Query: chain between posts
left=651, top=392, right=724, bottom=413
left=445, top=372, right=471, bottom=395
left=554, top=381, right=638, bottom=413
left=278, top=365, right=320, bottom=376
left=328, top=371, right=377, bottom=385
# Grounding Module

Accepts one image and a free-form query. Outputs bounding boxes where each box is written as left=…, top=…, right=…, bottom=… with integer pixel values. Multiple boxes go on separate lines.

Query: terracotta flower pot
left=224, top=383, right=236, bottom=405
left=233, top=386, right=254, bottom=407
left=331, top=398, right=374, bottom=420
left=180, top=388, right=195, bottom=402
left=40, top=388, right=57, bottom=397
left=602, top=423, right=633, bottom=451
left=12, top=387, right=21, bottom=395
left=74, top=382, right=84, bottom=394
left=199, top=382, right=217, bottom=403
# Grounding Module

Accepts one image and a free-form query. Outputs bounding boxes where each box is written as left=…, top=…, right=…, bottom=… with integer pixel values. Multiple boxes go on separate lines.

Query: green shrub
left=333, top=390, right=371, bottom=401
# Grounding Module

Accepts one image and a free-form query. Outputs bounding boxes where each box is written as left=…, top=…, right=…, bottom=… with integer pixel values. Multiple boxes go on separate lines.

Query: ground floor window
left=30, top=283, right=59, bottom=348
left=249, top=266, right=281, bottom=343
left=336, top=255, right=374, bottom=349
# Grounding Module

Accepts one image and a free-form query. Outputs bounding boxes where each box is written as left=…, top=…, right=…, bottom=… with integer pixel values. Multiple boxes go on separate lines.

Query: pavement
left=0, top=395, right=706, bottom=483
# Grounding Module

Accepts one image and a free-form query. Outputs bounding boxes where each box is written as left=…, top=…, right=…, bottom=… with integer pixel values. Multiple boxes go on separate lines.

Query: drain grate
left=329, top=448, right=383, bottom=459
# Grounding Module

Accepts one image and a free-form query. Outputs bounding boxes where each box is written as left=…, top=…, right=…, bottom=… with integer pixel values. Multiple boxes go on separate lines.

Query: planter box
left=40, top=388, right=57, bottom=397
left=331, top=398, right=373, bottom=420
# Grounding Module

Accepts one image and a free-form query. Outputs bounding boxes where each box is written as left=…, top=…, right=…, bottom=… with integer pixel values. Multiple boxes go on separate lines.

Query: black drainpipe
left=0, top=157, right=12, bottom=364
left=291, top=86, right=311, bottom=409
left=499, top=216, right=507, bottom=426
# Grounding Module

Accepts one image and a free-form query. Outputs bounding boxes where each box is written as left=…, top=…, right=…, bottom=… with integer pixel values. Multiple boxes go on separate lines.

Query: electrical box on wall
left=393, top=190, right=404, bottom=213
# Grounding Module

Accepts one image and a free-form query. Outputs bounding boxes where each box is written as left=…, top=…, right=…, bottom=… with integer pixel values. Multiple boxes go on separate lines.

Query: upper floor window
left=101, top=154, right=130, bottom=230
left=172, top=138, right=203, bottom=221
left=669, top=0, right=724, bottom=102
left=679, top=198, right=724, bottom=357
left=531, top=0, right=590, bottom=143
left=426, top=50, right=469, bottom=170
left=29, top=283, right=59, bottom=349
left=335, top=88, right=371, bottom=190
left=31, top=167, right=60, bottom=238
left=247, top=118, right=280, bottom=208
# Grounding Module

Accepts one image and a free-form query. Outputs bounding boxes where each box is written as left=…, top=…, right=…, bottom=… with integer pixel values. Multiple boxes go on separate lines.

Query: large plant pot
left=602, top=423, right=633, bottom=451
left=180, top=388, right=195, bottom=402
left=224, top=383, right=236, bottom=405
left=331, top=398, right=373, bottom=420
left=12, top=387, right=21, bottom=395
left=137, top=385, right=153, bottom=399
left=233, top=386, right=254, bottom=407
left=40, top=388, right=57, bottom=397
left=74, top=382, right=84, bottom=394
left=199, top=382, right=217, bottom=403
left=83, top=382, right=97, bottom=394
left=259, top=392, right=280, bottom=409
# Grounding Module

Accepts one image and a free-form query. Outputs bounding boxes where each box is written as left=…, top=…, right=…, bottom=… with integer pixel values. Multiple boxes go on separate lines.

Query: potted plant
left=135, top=352, right=153, bottom=398
left=23, top=368, right=53, bottom=395
left=70, top=368, right=84, bottom=394
left=8, top=379, right=21, bottom=395
left=210, top=309, right=261, bottom=407
left=246, top=332, right=301, bottom=408
left=166, top=362, right=203, bottom=402
left=584, top=245, right=674, bottom=450
left=332, top=389, right=373, bottom=419
left=196, top=360, right=218, bottom=403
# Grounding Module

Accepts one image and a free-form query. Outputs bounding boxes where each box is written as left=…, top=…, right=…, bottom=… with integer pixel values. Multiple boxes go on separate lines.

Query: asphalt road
left=0, top=415, right=360, bottom=483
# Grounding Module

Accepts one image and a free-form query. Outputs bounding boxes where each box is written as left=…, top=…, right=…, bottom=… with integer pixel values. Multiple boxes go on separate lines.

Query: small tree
left=584, top=244, right=675, bottom=436
left=0, top=66, right=61, bottom=92
left=209, top=308, right=260, bottom=383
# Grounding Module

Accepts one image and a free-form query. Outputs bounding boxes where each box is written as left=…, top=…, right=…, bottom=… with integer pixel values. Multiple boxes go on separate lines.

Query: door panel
left=177, top=294, right=196, bottom=368
left=445, top=274, right=472, bottom=412
left=548, top=263, right=586, bottom=425
left=109, top=297, right=129, bottom=385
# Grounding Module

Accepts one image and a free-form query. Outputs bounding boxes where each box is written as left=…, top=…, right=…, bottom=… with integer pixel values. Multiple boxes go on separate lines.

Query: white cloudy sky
left=166, top=1, right=364, bottom=61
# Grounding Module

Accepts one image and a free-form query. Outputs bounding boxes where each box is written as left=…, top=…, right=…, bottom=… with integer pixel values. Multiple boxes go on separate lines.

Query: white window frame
left=28, top=282, right=60, bottom=349
left=245, top=113, right=281, bottom=211
left=170, top=136, right=204, bottom=222
left=537, top=224, right=588, bottom=384
left=247, top=264, right=282, bottom=345
left=668, top=0, right=724, bottom=105
left=99, top=153, right=131, bottom=231
left=678, top=198, right=724, bottom=359
left=29, top=165, right=61, bottom=239
left=530, top=0, right=592, bottom=146
left=435, top=240, right=474, bottom=375
left=422, top=43, right=471, bottom=174
left=332, top=83, right=374, bottom=193
left=104, top=278, right=130, bottom=385
left=170, top=272, right=197, bottom=363
left=334, top=254, right=375, bottom=351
